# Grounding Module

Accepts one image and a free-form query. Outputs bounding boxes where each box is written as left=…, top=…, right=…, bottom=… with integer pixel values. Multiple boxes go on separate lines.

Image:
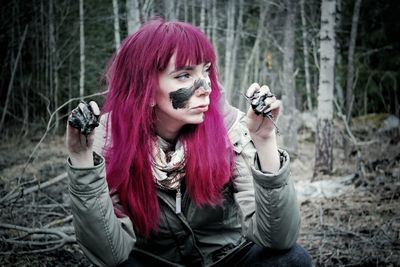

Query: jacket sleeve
left=229, top=112, right=301, bottom=250
left=68, top=115, right=136, bottom=267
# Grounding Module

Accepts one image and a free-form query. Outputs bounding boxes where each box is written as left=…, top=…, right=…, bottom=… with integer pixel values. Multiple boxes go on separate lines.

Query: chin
left=187, top=114, right=205, bottom=124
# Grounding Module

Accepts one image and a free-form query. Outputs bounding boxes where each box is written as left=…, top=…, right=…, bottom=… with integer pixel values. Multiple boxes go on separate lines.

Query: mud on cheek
left=169, top=79, right=211, bottom=109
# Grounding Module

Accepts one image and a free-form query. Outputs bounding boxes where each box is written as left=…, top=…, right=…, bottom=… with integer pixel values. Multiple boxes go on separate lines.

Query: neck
left=156, top=119, right=182, bottom=143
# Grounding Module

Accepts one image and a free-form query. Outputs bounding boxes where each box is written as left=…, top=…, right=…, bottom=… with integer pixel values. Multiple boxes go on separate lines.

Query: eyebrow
left=168, top=66, right=195, bottom=75
left=168, top=63, right=211, bottom=75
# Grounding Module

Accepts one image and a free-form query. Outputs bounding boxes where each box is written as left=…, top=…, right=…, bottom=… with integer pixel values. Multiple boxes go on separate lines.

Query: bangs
left=156, top=21, right=216, bottom=71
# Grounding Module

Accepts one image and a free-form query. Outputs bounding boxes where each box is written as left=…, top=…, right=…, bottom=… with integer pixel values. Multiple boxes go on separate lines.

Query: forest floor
left=0, top=115, right=399, bottom=267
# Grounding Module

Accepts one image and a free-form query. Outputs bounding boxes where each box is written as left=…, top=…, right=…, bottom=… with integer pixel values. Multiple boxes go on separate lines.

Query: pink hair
left=103, top=19, right=233, bottom=237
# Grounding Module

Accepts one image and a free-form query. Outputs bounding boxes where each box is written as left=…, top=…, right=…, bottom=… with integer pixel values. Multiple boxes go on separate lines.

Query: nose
left=194, top=79, right=212, bottom=96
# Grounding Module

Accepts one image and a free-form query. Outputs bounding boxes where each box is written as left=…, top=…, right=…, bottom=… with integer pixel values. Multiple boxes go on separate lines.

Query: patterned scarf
left=152, top=136, right=186, bottom=190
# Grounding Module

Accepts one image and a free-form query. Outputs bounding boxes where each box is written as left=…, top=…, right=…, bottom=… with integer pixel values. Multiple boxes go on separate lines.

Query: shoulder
left=225, top=108, right=252, bottom=154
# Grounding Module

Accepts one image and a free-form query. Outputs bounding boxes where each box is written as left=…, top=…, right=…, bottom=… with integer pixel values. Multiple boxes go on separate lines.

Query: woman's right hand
left=66, top=101, right=100, bottom=167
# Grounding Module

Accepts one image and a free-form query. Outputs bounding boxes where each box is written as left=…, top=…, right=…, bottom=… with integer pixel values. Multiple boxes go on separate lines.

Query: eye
left=204, top=65, right=211, bottom=74
left=175, top=73, right=190, bottom=80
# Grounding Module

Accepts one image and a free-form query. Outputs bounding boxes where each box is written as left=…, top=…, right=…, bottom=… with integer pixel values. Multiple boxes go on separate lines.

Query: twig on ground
left=0, top=172, right=67, bottom=204
left=44, top=215, right=73, bottom=228
left=0, top=222, right=75, bottom=255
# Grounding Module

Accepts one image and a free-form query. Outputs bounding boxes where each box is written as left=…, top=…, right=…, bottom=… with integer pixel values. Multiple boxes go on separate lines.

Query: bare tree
left=0, top=26, right=28, bottom=133
left=49, top=0, right=59, bottom=131
left=280, top=0, right=298, bottom=152
left=164, top=0, right=176, bottom=20
left=301, top=0, right=313, bottom=111
left=200, top=0, right=206, bottom=33
left=112, top=0, right=121, bottom=49
left=335, top=0, right=345, bottom=107
left=126, top=0, right=141, bottom=35
left=211, top=0, right=218, bottom=59
left=223, top=0, right=235, bottom=101
left=314, top=0, right=337, bottom=177
left=238, top=3, right=267, bottom=110
left=346, top=0, right=362, bottom=122
left=79, top=0, right=85, bottom=97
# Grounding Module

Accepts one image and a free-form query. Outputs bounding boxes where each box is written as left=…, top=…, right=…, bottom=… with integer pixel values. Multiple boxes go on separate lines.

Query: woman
left=66, top=19, right=311, bottom=267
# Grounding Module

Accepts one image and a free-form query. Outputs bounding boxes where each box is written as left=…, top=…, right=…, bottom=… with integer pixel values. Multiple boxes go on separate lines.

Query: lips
left=191, top=105, right=209, bottom=112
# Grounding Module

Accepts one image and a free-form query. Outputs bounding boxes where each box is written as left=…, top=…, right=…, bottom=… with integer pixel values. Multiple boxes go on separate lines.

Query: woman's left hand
left=245, top=83, right=281, bottom=140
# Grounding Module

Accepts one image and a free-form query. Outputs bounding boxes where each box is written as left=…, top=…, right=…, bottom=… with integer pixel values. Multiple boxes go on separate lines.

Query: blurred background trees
left=0, top=0, right=399, bottom=174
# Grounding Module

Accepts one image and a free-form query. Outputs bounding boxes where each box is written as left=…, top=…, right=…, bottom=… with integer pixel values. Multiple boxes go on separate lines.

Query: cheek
left=169, top=89, right=193, bottom=109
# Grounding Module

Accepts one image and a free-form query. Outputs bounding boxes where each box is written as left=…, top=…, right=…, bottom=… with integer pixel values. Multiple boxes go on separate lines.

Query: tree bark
left=79, top=0, right=85, bottom=97
left=223, top=0, right=235, bottom=100
left=335, top=0, right=344, bottom=107
left=281, top=0, right=298, bottom=152
left=126, top=0, right=141, bottom=35
left=112, top=0, right=121, bottom=49
left=229, top=0, right=243, bottom=103
left=49, top=0, right=59, bottom=132
left=345, top=0, right=362, bottom=123
left=314, top=0, right=337, bottom=177
left=301, top=0, right=313, bottom=111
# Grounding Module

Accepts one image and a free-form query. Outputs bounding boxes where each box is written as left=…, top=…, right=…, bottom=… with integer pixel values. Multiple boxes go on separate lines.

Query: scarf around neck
left=152, top=136, right=186, bottom=191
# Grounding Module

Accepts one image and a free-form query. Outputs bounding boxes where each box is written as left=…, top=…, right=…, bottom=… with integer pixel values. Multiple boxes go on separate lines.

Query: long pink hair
left=103, top=19, right=233, bottom=237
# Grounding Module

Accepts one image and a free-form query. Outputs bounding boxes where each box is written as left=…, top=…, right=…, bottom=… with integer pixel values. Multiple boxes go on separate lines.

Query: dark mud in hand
left=68, top=101, right=100, bottom=136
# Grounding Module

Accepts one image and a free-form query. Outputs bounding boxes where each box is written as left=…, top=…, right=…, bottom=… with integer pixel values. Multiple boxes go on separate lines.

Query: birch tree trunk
left=126, top=0, right=141, bottom=35
left=301, top=0, right=313, bottom=111
left=314, top=0, right=337, bottom=177
left=346, top=0, right=362, bottom=122
left=112, top=0, right=121, bottom=49
left=79, top=0, right=85, bottom=97
left=280, top=0, right=298, bottom=152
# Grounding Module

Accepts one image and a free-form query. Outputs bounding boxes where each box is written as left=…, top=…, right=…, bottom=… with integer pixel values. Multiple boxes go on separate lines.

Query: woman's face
left=155, top=55, right=212, bottom=136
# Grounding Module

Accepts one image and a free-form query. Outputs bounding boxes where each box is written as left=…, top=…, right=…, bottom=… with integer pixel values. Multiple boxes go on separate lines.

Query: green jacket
left=68, top=107, right=300, bottom=267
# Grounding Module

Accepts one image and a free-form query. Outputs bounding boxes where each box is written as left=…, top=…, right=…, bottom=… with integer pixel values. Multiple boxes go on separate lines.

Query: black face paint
left=169, top=79, right=211, bottom=109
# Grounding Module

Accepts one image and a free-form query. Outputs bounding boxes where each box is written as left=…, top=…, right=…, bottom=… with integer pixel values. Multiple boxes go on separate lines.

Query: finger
left=259, top=85, right=271, bottom=95
left=245, top=83, right=260, bottom=98
left=264, top=100, right=281, bottom=114
left=89, top=101, right=100, bottom=116
left=79, top=102, right=91, bottom=120
left=264, top=95, right=276, bottom=106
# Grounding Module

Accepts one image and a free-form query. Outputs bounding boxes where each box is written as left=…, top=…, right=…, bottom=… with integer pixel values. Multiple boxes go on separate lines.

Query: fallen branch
left=333, top=99, right=379, bottom=146
left=44, top=214, right=73, bottom=228
left=0, top=172, right=67, bottom=204
left=0, top=222, right=75, bottom=255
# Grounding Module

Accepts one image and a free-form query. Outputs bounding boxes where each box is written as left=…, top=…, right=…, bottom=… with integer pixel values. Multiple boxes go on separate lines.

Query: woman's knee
left=245, top=243, right=313, bottom=267
left=285, top=244, right=313, bottom=267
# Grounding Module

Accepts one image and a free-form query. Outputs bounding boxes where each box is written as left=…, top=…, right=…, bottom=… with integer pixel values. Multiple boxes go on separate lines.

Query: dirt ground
left=0, top=118, right=399, bottom=266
